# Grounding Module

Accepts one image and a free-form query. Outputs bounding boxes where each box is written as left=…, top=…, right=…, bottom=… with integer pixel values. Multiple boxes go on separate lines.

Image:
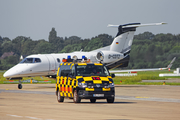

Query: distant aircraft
left=3, top=22, right=167, bottom=89
left=109, top=57, right=176, bottom=73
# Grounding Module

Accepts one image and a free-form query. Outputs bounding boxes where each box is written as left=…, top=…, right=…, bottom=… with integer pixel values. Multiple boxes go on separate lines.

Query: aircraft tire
left=107, top=97, right=114, bottom=103
left=57, top=90, right=64, bottom=102
left=90, top=99, right=96, bottom=103
left=73, top=90, right=81, bottom=103
left=18, top=84, right=22, bottom=89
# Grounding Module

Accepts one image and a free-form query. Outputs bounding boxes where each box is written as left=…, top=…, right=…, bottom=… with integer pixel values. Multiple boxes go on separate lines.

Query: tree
left=0, top=36, right=3, bottom=44
left=84, top=38, right=103, bottom=51
left=49, top=28, right=57, bottom=43
left=1, top=41, right=14, bottom=53
left=33, top=40, right=54, bottom=54
left=134, top=32, right=155, bottom=40
left=21, top=40, right=37, bottom=55
left=0, top=55, right=19, bottom=70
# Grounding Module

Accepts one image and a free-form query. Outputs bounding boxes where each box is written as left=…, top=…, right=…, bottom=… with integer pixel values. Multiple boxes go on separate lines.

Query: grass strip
left=1, top=70, right=180, bottom=85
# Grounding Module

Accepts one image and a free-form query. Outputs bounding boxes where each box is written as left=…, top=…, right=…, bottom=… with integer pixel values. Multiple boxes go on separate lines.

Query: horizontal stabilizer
left=108, top=22, right=167, bottom=28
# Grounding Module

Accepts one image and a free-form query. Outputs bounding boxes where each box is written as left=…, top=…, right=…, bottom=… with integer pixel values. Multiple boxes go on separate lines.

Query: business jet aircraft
left=3, top=22, right=167, bottom=89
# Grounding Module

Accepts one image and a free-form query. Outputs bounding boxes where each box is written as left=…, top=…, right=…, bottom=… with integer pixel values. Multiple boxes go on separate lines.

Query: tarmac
left=0, top=84, right=180, bottom=120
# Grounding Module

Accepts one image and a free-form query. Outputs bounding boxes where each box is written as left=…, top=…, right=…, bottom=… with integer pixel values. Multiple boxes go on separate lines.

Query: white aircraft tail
left=109, top=22, right=167, bottom=54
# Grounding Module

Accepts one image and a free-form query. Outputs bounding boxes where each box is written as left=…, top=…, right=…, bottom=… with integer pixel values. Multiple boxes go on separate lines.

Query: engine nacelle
left=96, top=51, right=124, bottom=63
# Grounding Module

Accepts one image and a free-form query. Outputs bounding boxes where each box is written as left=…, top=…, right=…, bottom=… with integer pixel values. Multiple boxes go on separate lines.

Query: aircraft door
left=45, top=55, right=56, bottom=75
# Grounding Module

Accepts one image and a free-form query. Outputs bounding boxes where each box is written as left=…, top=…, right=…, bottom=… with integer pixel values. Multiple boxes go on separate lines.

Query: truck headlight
left=78, top=83, right=87, bottom=88
left=108, top=83, right=114, bottom=87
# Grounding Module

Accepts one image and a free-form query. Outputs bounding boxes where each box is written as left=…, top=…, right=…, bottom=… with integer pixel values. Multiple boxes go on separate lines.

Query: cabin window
left=20, top=58, right=33, bottom=63
left=20, top=58, right=41, bottom=63
left=34, top=58, right=41, bottom=63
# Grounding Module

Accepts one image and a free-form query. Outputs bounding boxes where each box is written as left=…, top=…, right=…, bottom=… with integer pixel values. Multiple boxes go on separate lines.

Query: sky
left=0, top=0, right=180, bottom=41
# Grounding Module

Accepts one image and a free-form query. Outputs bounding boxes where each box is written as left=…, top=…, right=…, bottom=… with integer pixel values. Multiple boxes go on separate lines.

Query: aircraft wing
left=110, top=57, right=176, bottom=73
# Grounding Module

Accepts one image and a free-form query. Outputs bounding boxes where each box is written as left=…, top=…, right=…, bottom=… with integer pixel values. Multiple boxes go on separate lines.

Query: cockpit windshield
left=20, top=58, right=41, bottom=63
left=76, top=64, right=110, bottom=77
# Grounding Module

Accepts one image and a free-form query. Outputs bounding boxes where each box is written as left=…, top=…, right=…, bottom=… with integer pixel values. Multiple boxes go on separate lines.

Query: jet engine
left=96, top=51, right=124, bottom=63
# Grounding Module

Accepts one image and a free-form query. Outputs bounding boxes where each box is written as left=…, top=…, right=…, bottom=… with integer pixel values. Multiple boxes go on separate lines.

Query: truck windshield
left=76, top=64, right=110, bottom=77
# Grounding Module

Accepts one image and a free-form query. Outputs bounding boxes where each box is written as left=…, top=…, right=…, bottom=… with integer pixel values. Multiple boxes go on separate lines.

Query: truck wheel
left=90, top=99, right=96, bottom=103
left=57, top=90, right=64, bottom=102
left=107, top=97, right=114, bottom=103
left=73, top=90, right=81, bottom=103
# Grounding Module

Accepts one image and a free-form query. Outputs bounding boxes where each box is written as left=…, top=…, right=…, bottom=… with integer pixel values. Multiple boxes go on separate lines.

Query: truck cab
left=56, top=61, right=115, bottom=103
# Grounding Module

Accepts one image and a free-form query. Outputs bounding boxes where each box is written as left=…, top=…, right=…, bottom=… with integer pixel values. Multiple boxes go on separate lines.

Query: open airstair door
left=45, top=55, right=56, bottom=75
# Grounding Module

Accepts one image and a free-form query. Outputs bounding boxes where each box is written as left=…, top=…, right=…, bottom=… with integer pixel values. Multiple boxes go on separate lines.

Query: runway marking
left=135, top=96, right=149, bottom=98
left=7, top=114, right=54, bottom=120
left=7, top=114, right=23, bottom=118
left=25, top=116, right=42, bottom=120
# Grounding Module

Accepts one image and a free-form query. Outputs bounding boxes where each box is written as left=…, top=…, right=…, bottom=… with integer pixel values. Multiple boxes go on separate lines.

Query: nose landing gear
left=18, top=80, right=22, bottom=89
left=18, top=84, right=22, bottom=89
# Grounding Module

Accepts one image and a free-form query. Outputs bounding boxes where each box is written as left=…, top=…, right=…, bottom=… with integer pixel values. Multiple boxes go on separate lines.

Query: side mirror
left=111, top=73, right=115, bottom=78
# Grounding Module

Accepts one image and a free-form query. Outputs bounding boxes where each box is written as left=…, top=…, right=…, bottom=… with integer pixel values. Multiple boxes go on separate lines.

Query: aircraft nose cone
left=3, top=71, right=8, bottom=77
left=3, top=65, right=20, bottom=78
left=3, top=69, right=17, bottom=78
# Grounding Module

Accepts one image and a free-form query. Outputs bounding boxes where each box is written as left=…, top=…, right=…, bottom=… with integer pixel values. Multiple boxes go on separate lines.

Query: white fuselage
left=3, top=51, right=124, bottom=78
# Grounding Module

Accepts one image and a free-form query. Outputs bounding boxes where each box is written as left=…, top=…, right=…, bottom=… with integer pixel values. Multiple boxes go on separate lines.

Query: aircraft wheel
left=107, top=97, right=114, bottom=103
left=73, top=90, right=81, bottom=103
left=90, top=99, right=96, bottom=103
left=57, top=90, right=64, bottom=102
left=18, top=84, right=22, bottom=89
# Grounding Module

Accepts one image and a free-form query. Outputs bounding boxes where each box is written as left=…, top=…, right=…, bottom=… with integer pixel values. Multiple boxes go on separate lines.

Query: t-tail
left=103, top=22, right=166, bottom=69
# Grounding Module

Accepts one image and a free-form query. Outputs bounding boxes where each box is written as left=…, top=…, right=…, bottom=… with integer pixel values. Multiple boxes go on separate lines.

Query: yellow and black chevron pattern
left=57, top=76, right=77, bottom=98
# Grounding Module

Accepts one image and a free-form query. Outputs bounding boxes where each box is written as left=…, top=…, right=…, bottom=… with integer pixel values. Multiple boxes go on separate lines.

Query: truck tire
left=90, top=99, right=96, bottom=103
left=107, top=97, right=114, bottom=103
left=57, top=90, right=64, bottom=102
left=73, top=90, right=81, bottom=103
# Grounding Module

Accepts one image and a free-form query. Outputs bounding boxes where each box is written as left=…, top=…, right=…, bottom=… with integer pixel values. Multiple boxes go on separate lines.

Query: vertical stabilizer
left=109, top=22, right=166, bottom=54
left=105, top=22, right=166, bottom=69
left=110, top=23, right=140, bottom=54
